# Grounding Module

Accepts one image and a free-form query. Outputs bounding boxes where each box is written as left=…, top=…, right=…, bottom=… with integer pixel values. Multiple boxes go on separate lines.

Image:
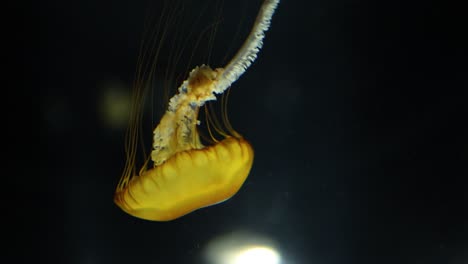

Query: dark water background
left=17, top=0, right=467, bottom=263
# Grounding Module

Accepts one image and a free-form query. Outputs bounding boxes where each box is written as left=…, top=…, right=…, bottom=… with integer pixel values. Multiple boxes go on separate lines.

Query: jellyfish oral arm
left=151, top=0, right=280, bottom=163
left=151, top=66, right=221, bottom=165
left=215, top=0, right=280, bottom=94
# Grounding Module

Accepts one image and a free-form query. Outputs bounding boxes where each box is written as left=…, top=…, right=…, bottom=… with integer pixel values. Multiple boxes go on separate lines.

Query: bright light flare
left=234, top=246, right=280, bottom=264
left=203, top=231, right=281, bottom=264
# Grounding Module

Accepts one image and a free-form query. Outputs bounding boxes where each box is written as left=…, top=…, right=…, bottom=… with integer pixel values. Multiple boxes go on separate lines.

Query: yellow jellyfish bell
left=114, top=0, right=280, bottom=221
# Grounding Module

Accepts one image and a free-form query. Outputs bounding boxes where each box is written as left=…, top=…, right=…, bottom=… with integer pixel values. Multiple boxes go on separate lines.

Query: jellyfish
left=114, top=0, right=280, bottom=221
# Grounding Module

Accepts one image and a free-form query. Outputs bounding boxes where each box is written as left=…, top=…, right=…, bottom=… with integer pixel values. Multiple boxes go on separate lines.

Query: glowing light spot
left=204, top=231, right=282, bottom=264
left=98, top=79, right=131, bottom=129
left=234, top=246, right=280, bottom=264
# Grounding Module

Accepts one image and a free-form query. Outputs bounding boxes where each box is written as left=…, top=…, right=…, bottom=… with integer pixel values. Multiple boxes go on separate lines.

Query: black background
left=16, top=0, right=467, bottom=263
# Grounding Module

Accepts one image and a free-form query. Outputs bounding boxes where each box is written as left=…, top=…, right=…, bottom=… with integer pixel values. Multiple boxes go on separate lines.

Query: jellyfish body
left=114, top=0, right=279, bottom=221
left=115, top=137, right=253, bottom=221
left=114, top=66, right=254, bottom=221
